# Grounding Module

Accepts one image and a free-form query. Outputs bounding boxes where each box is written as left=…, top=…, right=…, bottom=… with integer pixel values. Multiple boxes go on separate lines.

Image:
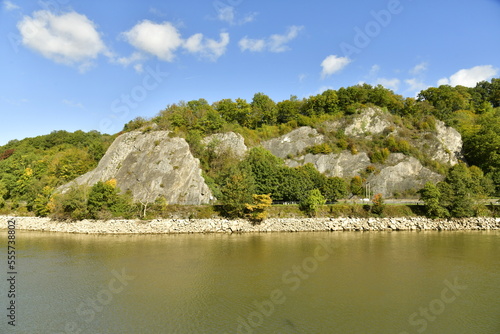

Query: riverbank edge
left=1, top=216, right=499, bottom=234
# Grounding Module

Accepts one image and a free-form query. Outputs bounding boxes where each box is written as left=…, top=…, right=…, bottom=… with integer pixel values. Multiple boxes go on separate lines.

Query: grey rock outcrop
left=417, top=120, right=462, bottom=165
left=202, top=132, right=247, bottom=159
left=286, top=151, right=371, bottom=178
left=58, top=131, right=213, bottom=204
left=262, top=127, right=324, bottom=159
left=366, top=154, right=442, bottom=196
left=262, top=107, right=459, bottom=197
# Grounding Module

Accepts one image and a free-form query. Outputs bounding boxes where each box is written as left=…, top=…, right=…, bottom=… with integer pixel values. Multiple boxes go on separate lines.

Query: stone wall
left=2, top=216, right=499, bottom=234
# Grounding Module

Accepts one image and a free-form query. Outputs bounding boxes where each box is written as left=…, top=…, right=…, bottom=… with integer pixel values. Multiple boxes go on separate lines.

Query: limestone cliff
left=202, top=132, right=247, bottom=159
left=58, top=131, right=213, bottom=204
left=263, top=107, right=462, bottom=197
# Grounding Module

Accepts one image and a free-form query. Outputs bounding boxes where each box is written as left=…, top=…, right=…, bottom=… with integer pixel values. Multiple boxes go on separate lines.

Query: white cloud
left=320, top=55, right=351, bottom=78
left=375, top=78, right=400, bottom=91
left=268, top=26, right=302, bottom=52
left=216, top=6, right=257, bottom=25
left=122, top=20, right=229, bottom=62
left=239, top=37, right=266, bottom=52
left=3, top=1, right=19, bottom=11
left=121, top=20, right=183, bottom=62
left=239, top=26, right=303, bottom=53
left=116, top=52, right=144, bottom=66
left=17, top=10, right=109, bottom=71
left=405, top=78, right=428, bottom=93
left=410, top=62, right=428, bottom=75
left=437, top=65, right=498, bottom=87
left=184, top=32, right=229, bottom=61
left=217, top=7, right=235, bottom=24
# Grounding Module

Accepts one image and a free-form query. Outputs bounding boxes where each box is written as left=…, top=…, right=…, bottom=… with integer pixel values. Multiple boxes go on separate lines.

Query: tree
left=418, top=182, right=449, bottom=218
left=219, top=168, right=255, bottom=218
left=0, top=181, right=7, bottom=208
left=350, top=176, right=364, bottom=196
left=250, top=93, right=277, bottom=128
left=321, top=177, right=348, bottom=202
left=371, top=193, right=385, bottom=216
left=87, top=179, right=132, bottom=219
left=240, top=147, right=283, bottom=195
left=245, top=194, right=272, bottom=223
left=277, top=96, right=301, bottom=123
left=33, top=186, right=53, bottom=217
left=299, top=189, right=326, bottom=217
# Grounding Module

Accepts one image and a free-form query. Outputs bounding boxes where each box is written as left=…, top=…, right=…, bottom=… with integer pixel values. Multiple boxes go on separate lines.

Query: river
left=1, top=230, right=499, bottom=333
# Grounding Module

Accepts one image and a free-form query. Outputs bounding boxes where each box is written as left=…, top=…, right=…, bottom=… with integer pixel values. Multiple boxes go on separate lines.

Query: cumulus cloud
left=184, top=32, right=230, bottom=60
left=239, top=26, right=303, bottom=53
left=4, top=1, right=19, bottom=10
left=410, top=62, right=428, bottom=75
left=437, top=65, right=498, bottom=87
left=375, top=78, right=400, bottom=91
left=121, top=20, right=183, bottom=62
left=216, top=6, right=257, bottom=25
left=238, top=37, right=265, bottom=52
left=320, top=55, right=351, bottom=78
left=17, top=10, right=109, bottom=71
left=122, top=20, right=229, bottom=62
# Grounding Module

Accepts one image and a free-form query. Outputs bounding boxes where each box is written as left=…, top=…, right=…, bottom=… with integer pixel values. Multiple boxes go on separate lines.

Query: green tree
left=418, top=182, right=449, bottom=218
left=277, top=96, right=301, bottom=123
left=219, top=168, right=255, bottom=218
left=350, top=176, right=364, bottom=196
left=321, top=177, right=348, bottom=202
left=33, top=186, right=53, bottom=217
left=240, top=147, right=283, bottom=195
left=299, top=188, right=326, bottom=217
left=250, top=93, right=277, bottom=128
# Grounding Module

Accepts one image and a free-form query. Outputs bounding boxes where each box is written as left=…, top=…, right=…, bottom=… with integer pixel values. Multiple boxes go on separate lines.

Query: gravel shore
left=1, top=216, right=499, bottom=234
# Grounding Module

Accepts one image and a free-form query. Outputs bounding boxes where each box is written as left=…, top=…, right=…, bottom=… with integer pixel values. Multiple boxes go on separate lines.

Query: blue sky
left=1, top=0, right=499, bottom=145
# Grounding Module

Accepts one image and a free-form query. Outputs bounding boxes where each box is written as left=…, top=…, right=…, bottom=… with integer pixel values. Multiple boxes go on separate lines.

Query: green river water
left=1, top=230, right=499, bottom=333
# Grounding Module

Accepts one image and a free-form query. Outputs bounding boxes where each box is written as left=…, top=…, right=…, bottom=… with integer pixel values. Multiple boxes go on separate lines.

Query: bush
left=371, top=193, right=385, bottom=216
left=299, top=189, right=326, bottom=217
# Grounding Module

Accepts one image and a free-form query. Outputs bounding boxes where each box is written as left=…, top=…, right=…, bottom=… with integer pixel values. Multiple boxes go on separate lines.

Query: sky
left=1, top=0, right=500, bottom=145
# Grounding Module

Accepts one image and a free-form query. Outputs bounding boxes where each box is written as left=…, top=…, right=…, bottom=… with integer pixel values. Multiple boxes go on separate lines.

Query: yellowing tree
left=245, top=194, right=272, bottom=223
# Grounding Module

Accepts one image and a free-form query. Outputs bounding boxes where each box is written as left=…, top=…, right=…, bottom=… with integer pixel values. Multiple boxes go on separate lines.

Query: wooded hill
left=1, top=79, right=499, bottom=219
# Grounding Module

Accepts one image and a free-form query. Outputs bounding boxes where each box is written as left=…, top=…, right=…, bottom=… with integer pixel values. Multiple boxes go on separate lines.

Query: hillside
left=0, top=80, right=499, bottom=219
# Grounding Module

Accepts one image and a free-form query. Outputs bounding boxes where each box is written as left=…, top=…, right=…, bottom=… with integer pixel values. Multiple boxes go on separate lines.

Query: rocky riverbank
left=1, top=216, right=500, bottom=234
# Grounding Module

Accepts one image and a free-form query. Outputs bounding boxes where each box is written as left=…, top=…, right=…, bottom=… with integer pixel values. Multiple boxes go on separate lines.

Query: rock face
left=287, top=151, right=371, bottom=178
left=58, top=131, right=213, bottom=204
left=422, top=120, right=463, bottom=165
left=202, top=132, right=247, bottom=159
left=262, top=127, right=324, bottom=159
left=263, top=107, right=461, bottom=197
left=366, top=154, right=442, bottom=196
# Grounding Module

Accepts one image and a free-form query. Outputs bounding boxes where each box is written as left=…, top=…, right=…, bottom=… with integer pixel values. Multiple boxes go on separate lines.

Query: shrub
left=299, top=189, right=326, bottom=217
left=371, top=193, right=385, bottom=216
